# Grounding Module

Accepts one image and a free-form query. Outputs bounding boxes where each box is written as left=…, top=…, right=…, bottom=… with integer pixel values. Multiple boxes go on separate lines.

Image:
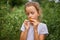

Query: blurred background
left=0, top=0, right=60, bottom=40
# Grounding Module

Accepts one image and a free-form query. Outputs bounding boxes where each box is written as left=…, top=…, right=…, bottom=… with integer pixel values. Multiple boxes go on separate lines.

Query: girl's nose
left=28, top=13, right=32, bottom=18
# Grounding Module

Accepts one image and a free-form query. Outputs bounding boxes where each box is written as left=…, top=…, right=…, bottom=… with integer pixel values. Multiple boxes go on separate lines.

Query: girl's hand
left=30, top=19, right=39, bottom=30
left=24, top=19, right=30, bottom=30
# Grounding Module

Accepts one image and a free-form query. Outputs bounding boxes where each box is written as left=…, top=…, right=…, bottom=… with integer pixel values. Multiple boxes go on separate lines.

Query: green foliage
left=0, top=0, right=60, bottom=40
left=0, top=5, right=26, bottom=40
left=41, top=1, right=60, bottom=40
left=9, top=0, right=28, bottom=7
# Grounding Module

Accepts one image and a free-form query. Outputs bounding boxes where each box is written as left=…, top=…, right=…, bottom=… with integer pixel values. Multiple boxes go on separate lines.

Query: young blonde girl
left=20, top=2, right=49, bottom=40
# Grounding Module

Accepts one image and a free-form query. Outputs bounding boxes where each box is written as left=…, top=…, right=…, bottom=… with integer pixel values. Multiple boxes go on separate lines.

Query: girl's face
left=26, top=6, right=39, bottom=20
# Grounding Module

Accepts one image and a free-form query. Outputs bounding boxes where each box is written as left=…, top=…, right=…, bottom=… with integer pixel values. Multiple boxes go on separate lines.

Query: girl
left=20, top=2, right=49, bottom=40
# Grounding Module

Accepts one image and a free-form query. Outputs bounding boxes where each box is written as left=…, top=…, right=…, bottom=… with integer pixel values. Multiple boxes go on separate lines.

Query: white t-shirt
left=20, top=23, right=49, bottom=40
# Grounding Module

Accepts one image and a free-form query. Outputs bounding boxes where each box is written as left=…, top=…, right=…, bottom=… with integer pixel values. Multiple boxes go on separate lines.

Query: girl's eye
left=26, top=12, right=34, bottom=16
left=31, top=12, right=34, bottom=15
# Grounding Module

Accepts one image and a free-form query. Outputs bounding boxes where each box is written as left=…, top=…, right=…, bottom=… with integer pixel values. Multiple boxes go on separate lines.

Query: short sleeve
left=20, top=23, right=25, bottom=31
left=38, top=23, right=49, bottom=35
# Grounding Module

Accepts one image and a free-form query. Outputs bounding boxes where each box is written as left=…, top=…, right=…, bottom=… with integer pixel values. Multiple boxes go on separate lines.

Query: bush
left=41, top=1, right=60, bottom=40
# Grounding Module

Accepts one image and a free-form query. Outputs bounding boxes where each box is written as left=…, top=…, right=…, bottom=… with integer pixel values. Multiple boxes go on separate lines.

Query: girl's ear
left=38, top=14, right=40, bottom=16
left=38, top=13, right=40, bottom=16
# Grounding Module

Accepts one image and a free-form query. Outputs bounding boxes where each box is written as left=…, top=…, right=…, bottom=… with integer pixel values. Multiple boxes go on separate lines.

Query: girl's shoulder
left=38, top=22, right=49, bottom=35
left=38, top=22, right=48, bottom=29
left=39, top=22, right=47, bottom=26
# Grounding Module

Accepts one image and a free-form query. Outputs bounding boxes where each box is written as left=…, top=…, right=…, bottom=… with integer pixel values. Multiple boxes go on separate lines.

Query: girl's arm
left=34, top=28, right=39, bottom=40
left=39, top=34, right=45, bottom=40
left=34, top=28, right=45, bottom=40
left=20, top=29, right=28, bottom=40
left=20, top=20, right=30, bottom=40
left=31, top=19, right=45, bottom=40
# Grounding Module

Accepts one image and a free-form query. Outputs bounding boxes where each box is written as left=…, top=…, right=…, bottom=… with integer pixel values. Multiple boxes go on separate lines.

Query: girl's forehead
left=26, top=6, right=36, bottom=12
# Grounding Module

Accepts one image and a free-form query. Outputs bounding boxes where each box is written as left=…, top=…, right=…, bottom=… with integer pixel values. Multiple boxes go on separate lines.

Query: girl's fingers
left=23, top=19, right=30, bottom=29
left=24, top=19, right=29, bottom=23
left=24, top=19, right=30, bottom=25
left=30, top=19, right=39, bottom=26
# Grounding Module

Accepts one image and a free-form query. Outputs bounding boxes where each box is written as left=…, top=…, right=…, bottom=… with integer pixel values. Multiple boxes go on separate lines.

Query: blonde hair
left=25, top=2, right=43, bottom=22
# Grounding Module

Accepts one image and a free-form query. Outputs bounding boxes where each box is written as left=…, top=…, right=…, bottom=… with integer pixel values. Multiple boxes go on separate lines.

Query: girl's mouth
left=29, top=18, right=33, bottom=22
